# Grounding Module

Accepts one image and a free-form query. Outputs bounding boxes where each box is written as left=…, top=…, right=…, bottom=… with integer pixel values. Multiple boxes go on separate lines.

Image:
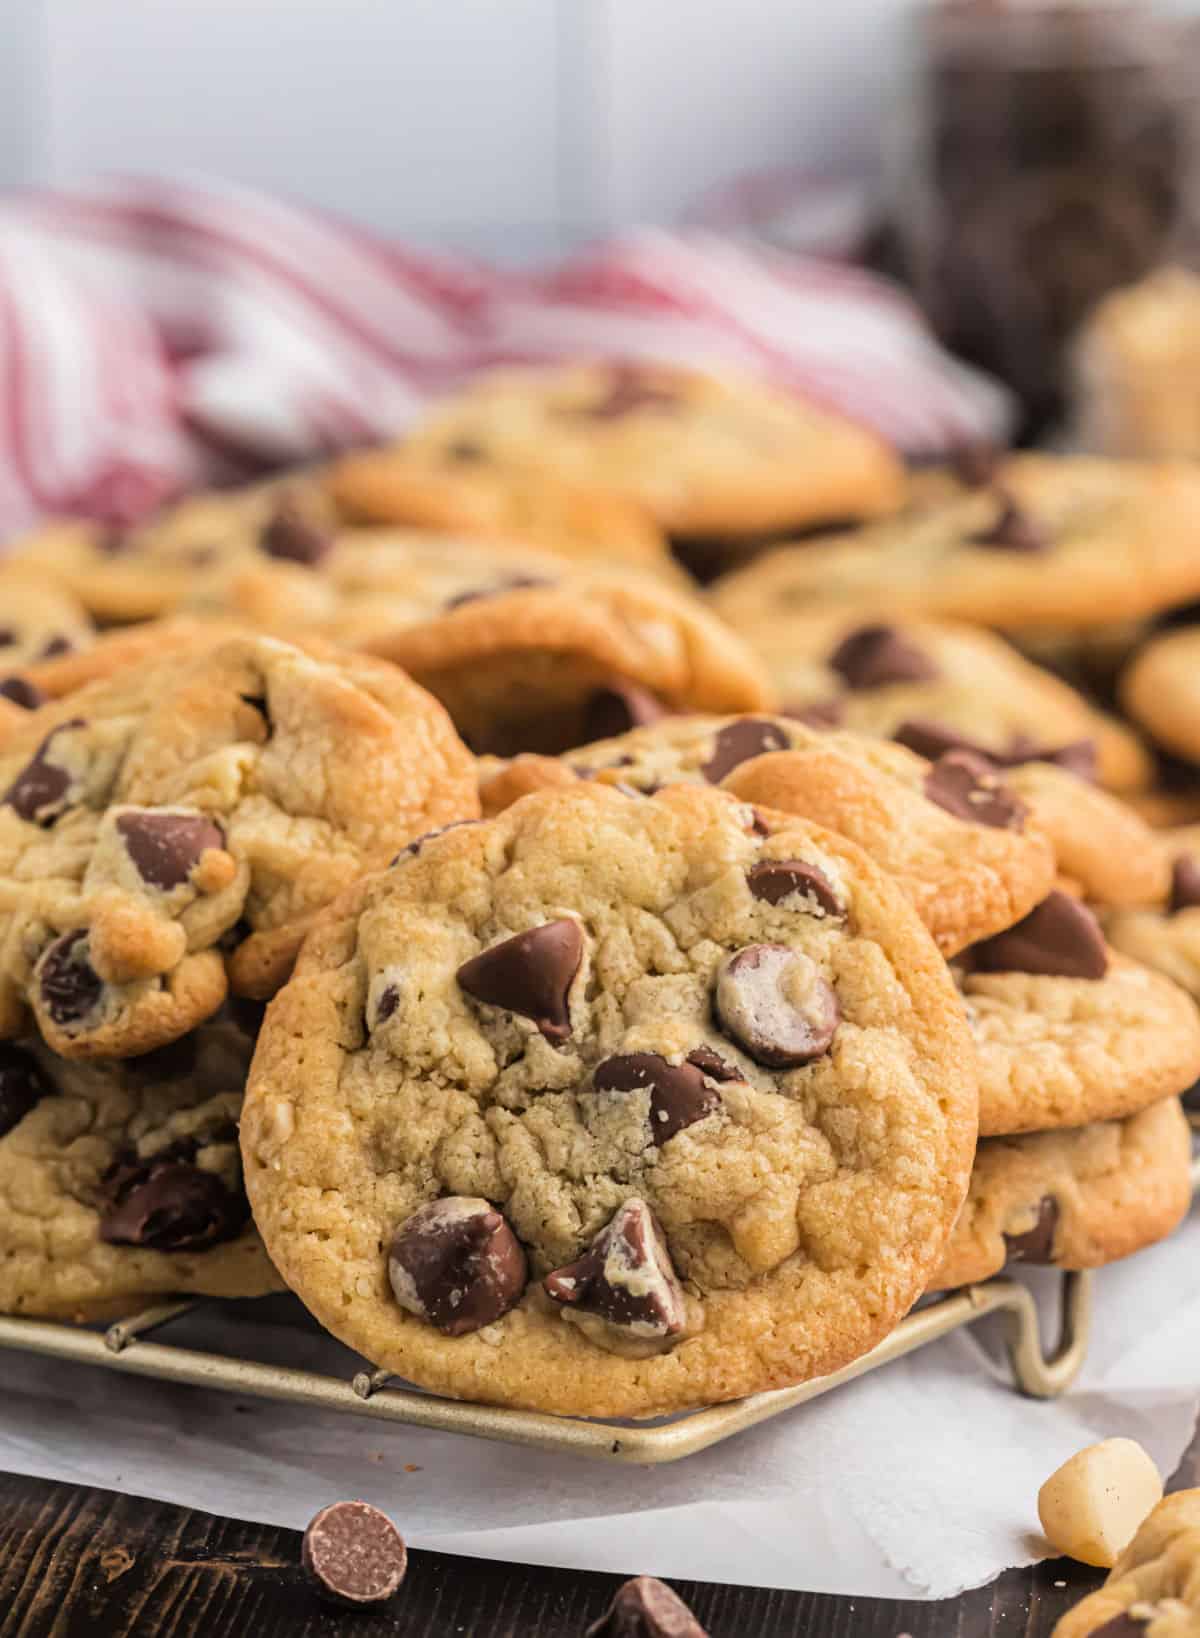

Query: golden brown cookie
left=929, top=1097, right=1192, bottom=1292
left=1001, top=763, right=1168, bottom=911
left=710, top=455, right=1200, bottom=633
left=242, top=781, right=977, bottom=1417
left=405, top=363, right=906, bottom=538
left=1052, top=1488, right=1200, bottom=1638
left=1122, top=629, right=1200, bottom=766
left=1106, top=836, right=1200, bottom=1003
left=0, top=571, right=94, bottom=672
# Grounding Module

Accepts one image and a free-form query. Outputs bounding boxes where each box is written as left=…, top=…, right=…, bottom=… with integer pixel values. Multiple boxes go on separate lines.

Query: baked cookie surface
left=0, top=1004, right=280, bottom=1319
left=1052, top=1488, right=1200, bottom=1638
left=1122, top=629, right=1200, bottom=766
left=929, top=1096, right=1191, bottom=1291
left=405, top=363, right=906, bottom=538
left=242, top=782, right=977, bottom=1417
left=0, top=634, right=477, bottom=1057
left=0, top=572, right=94, bottom=673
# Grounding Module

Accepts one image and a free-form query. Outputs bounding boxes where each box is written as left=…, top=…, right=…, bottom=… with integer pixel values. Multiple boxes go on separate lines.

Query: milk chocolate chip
left=593, top=1052, right=721, bottom=1144
left=0, top=676, right=44, bottom=711
left=785, top=699, right=843, bottom=729
left=544, top=1198, right=686, bottom=1341
left=715, top=944, right=839, bottom=1068
left=747, top=858, right=842, bottom=917
left=582, top=683, right=667, bottom=742
left=0, top=1044, right=53, bottom=1138
left=896, top=719, right=1097, bottom=783
left=37, top=931, right=103, bottom=1025
left=456, top=919, right=583, bottom=1041
left=586, top=1575, right=709, bottom=1637
left=1170, top=854, right=1200, bottom=914
left=1004, top=1196, right=1060, bottom=1266
left=828, top=624, right=939, bottom=689
left=388, top=1197, right=527, bottom=1335
left=259, top=503, right=332, bottom=566
left=3, top=719, right=85, bottom=825
left=301, top=1501, right=408, bottom=1608
left=700, top=719, right=789, bottom=783
left=100, top=1152, right=249, bottom=1250
left=116, top=810, right=225, bottom=891
left=924, top=749, right=1027, bottom=830
left=970, top=495, right=1047, bottom=553
left=971, top=891, right=1108, bottom=980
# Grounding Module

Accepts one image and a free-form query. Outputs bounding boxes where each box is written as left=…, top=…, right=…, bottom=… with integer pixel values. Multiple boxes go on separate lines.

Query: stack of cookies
left=0, top=359, right=1196, bottom=1421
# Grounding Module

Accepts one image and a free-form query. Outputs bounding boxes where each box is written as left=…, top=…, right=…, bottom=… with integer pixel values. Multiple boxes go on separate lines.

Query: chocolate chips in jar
left=895, top=2, right=1194, bottom=436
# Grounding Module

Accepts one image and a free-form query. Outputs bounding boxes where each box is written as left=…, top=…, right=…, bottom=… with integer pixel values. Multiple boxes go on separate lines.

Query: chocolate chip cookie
left=241, top=781, right=977, bottom=1417
left=1122, top=629, right=1200, bottom=767
left=405, top=363, right=906, bottom=538
left=710, top=455, right=1200, bottom=632
left=0, top=1005, right=280, bottom=1319
left=961, top=892, right=1200, bottom=1136
left=0, top=572, right=94, bottom=673
left=0, top=634, right=477, bottom=1057
left=1106, top=839, right=1200, bottom=1003
left=1052, top=1487, right=1200, bottom=1638
left=730, top=612, right=1151, bottom=794
left=929, top=1096, right=1192, bottom=1292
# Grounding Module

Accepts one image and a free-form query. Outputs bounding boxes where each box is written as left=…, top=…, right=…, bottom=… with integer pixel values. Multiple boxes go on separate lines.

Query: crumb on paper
left=404, top=1464, right=423, bottom=1473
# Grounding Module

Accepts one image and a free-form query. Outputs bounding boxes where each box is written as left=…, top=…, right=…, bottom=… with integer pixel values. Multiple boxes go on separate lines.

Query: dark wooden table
left=6, top=1424, right=1196, bottom=1638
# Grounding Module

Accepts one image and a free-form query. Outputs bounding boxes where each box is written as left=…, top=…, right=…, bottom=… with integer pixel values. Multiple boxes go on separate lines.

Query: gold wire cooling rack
left=0, top=1151, right=1193, bottom=1466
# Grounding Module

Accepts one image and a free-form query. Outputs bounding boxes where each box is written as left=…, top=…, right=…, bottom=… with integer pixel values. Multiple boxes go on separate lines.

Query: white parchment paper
left=1, top=1215, right=1196, bottom=1600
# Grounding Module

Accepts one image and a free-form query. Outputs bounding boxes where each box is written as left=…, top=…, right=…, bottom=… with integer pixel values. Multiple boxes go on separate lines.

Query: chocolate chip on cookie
left=388, top=1197, right=527, bottom=1336
left=544, top=1198, right=686, bottom=1344
left=36, top=931, right=104, bottom=1027
left=3, top=720, right=86, bottom=825
left=582, top=683, right=668, bottom=743
left=586, top=1576, right=709, bottom=1638
left=1169, top=854, right=1200, bottom=914
left=829, top=624, right=939, bottom=689
left=924, top=749, right=1027, bottom=830
left=972, top=891, right=1109, bottom=980
left=785, top=699, right=844, bottom=729
left=302, top=1501, right=408, bottom=1609
left=572, top=365, right=682, bottom=422
left=970, top=494, right=1047, bottom=553
left=1004, top=1197, right=1060, bottom=1265
left=715, top=944, right=839, bottom=1068
left=99, top=1150, right=249, bottom=1250
left=1087, top=1618, right=1151, bottom=1638
left=456, top=919, right=583, bottom=1042
left=747, top=858, right=842, bottom=917
left=115, top=810, right=226, bottom=891
left=700, top=718, right=790, bottom=782
left=895, top=719, right=1098, bottom=783
left=593, top=1053, right=722, bottom=1145
left=0, top=1043, right=53, bottom=1138
left=259, top=503, right=332, bottom=567
left=0, top=676, right=44, bottom=711
left=443, top=574, right=553, bottom=610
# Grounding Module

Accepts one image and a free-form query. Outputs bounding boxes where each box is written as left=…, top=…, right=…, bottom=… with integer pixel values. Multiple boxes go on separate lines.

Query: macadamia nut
left=1038, top=1439, right=1163, bottom=1568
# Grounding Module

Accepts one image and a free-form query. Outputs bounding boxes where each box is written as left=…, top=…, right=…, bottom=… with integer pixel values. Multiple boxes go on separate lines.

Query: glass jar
left=894, top=2, right=1196, bottom=436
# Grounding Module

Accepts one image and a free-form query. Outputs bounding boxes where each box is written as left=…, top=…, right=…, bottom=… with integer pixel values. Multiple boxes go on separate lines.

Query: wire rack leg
left=998, top=1270, right=1093, bottom=1399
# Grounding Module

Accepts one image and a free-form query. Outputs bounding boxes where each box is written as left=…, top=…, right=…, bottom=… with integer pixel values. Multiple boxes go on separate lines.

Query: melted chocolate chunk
left=969, top=494, right=1048, bottom=553
left=700, top=719, right=789, bottom=783
left=582, top=683, right=668, bottom=743
left=585, top=1575, right=709, bottom=1637
left=388, top=1197, right=527, bottom=1336
left=747, top=858, right=842, bottom=917
left=593, top=1052, right=721, bottom=1144
left=684, top=1045, right=742, bottom=1082
left=259, top=504, right=332, bottom=566
left=3, top=719, right=85, bottom=825
left=1004, top=1196, right=1060, bottom=1266
left=456, top=919, right=583, bottom=1042
left=924, top=749, right=1027, bottom=830
left=715, top=944, right=839, bottom=1069
left=896, top=720, right=1097, bottom=784
left=99, top=1152, right=249, bottom=1250
left=543, top=1198, right=686, bottom=1339
left=0, top=1043, right=54, bottom=1138
left=0, top=676, right=44, bottom=711
left=37, top=931, right=103, bottom=1025
left=116, top=810, right=225, bottom=891
left=1170, top=854, right=1200, bottom=914
left=373, top=984, right=400, bottom=1025
left=828, top=624, right=940, bottom=690
left=302, top=1501, right=408, bottom=1608
left=971, top=891, right=1108, bottom=980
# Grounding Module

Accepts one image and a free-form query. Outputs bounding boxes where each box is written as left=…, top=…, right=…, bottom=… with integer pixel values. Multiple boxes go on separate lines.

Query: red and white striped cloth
left=0, top=174, right=1011, bottom=539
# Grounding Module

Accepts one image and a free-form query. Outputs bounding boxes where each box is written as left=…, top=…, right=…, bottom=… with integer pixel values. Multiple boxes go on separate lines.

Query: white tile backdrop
left=4, top=0, right=908, bottom=259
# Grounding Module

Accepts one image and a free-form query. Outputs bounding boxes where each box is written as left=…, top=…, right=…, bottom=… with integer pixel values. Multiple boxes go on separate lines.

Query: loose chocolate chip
left=684, top=1045, right=742, bottom=1082
left=582, top=683, right=667, bottom=743
left=700, top=718, right=789, bottom=783
left=747, top=858, right=842, bottom=917
left=586, top=1575, right=709, bottom=1637
left=715, top=943, right=840, bottom=1068
left=443, top=574, right=552, bottom=610
left=970, top=494, right=1048, bottom=553
left=99, top=1157, right=249, bottom=1250
left=573, top=366, right=681, bottom=421
left=1170, top=854, right=1200, bottom=914
left=828, top=624, right=940, bottom=689
left=259, top=504, right=332, bottom=566
left=971, top=890, right=1109, bottom=980
left=593, top=1053, right=721, bottom=1145
left=38, top=635, right=73, bottom=660
left=37, top=931, right=103, bottom=1025
left=456, top=919, right=583, bottom=1042
left=374, top=983, right=400, bottom=1024
left=924, top=749, right=1027, bottom=830
left=388, top=1197, right=527, bottom=1335
left=1087, top=1616, right=1150, bottom=1638
left=544, top=1198, right=686, bottom=1340
left=115, top=810, right=225, bottom=891
left=0, top=676, right=44, bottom=710
left=784, top=698, right=844, bottom=729
left=1004, top=1197, right=1060, bottom=1266
left=896, top=720, right=1097, bottom=783
left=0, top=1043, right=53, bottom=1138
left=302, top=1500, right=408, bottom=1609
left=2, top=719, right=85, bottom=825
